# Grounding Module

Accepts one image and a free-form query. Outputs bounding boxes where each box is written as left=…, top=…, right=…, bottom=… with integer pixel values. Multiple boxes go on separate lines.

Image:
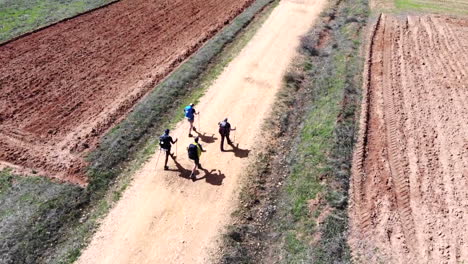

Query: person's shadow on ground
left=224, top=143, right=250, bottom=158
left=167, top=156, right=192, bottom=179
left=194, top=131, right=217, bottom=144
left=195, top=169, right=226, bottom=185
left=168, top=156, right=225, bottom=185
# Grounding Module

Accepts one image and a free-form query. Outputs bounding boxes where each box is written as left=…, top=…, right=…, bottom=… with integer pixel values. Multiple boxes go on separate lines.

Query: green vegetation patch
left=394, top=0, right=468, bottom=14
left=0, top=169, right=86, bottom=264
left=279, top=1, right=368, bottom=261
left=0, top=0, right=117, bottom=43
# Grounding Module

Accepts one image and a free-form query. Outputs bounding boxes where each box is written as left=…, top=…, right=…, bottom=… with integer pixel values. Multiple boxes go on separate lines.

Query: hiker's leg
left=188, top=119, right=193, bottom=135
left=164, top=150, right=169, bottom=169
left=220, top=134, right=225, bottom=151
left=226, top=134, right=233, bottom=145
left=191, top=161, right=197, bottom=179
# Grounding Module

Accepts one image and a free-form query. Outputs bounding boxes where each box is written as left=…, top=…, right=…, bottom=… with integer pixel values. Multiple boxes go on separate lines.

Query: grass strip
left=278, top=1, right=369, bottom=261
left=0, top=169, right=85, bottom=264
left=0, top=0, right=117, bottom=43
left=394, top=0, right=468, bottom=14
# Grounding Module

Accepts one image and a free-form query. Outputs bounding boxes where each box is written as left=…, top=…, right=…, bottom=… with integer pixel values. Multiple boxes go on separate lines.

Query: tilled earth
left=350, top=14, right=468, bottom=263
left=0, top=0, right=253, bottom=184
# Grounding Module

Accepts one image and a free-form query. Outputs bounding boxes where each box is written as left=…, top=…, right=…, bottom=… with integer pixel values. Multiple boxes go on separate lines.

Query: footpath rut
left=76, top=0, right=326, bottom=263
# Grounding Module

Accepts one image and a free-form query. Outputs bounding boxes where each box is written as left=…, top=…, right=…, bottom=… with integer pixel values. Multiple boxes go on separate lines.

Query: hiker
left=159, top=129, right=177, bottom=170
left=187, top=136, right=204, bottom=181
left=184, top=103, right=199, bottom=137
left=218, top=118, right=236, bottom=151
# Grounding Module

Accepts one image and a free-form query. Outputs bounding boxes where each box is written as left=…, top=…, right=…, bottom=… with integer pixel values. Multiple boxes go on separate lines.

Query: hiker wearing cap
left=184, top=103, right=199, bottom=137
left=159, top=129, right=177, bottom=170
left=187, top=136, right=204, bottom=181
left=218, top=118, right=236, bottom=151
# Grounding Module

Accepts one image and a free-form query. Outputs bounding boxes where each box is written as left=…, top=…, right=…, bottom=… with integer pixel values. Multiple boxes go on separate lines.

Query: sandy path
left=76, top=0, right=326, bottom=263
left=349, top=14, right=468, bottom=263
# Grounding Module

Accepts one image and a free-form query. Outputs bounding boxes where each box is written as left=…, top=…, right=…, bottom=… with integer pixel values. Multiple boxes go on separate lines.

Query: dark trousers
left=220, top=133, right=232, bottom=151
left=163, top=148, right=171, bottom=167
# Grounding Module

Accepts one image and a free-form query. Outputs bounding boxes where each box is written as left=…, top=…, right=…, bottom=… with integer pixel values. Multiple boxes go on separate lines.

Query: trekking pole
left=198, top=112, right=201, bottom=131
left=155, top=148, right=162, bottom=170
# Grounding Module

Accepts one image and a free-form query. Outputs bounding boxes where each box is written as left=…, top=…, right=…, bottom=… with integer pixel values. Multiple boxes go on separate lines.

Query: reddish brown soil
left=0, top=0, right=253, bottom=184
left=349, top=14, right=468, bottom=263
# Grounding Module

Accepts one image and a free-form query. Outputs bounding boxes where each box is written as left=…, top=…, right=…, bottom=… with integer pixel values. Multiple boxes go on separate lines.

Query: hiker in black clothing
left=187, top=136, right=205, bottom=181
left=218, top=118, right=236, bottom=151
left=159, top=129, right=178, bottom=170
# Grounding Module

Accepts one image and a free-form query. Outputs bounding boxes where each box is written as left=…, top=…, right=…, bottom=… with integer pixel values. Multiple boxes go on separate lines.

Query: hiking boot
left=190, top=174, right=196, bottom=181
left=189, top=133, right=193, bottom=137
left=164, top=166, right=169, bottom=170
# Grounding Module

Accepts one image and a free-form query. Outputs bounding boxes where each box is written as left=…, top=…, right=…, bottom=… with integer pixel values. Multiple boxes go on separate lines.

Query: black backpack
left=188, top=144, right=198, bottom=160
left=218, top=121, right=230, bottom=135
left=159, top=135, right=171, bottom=149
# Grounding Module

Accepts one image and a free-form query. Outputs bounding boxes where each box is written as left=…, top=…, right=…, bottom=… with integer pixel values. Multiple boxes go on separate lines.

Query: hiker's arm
left=200, top=145, right=205, bottom=152
left=231, top=127, right=236, bottom=131
left=172, top=138, right=177, bottom=144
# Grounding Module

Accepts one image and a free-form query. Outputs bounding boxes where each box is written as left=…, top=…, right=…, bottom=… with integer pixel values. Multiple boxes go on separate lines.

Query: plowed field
left=0, top=0, right=253, bottom=184
left=349, top=14, right=468, bottom=263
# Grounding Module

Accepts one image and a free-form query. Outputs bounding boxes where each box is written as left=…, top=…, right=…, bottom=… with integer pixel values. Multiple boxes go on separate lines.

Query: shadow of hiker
left=194, top=131, right=217, bottom=144
left=167, top=156, right=192, bottom=179
left=224, top=143, right=250, bottom=158
left=195, top=169, right=226, bottom=186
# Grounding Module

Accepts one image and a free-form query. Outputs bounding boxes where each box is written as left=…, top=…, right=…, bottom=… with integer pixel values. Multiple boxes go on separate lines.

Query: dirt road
left=76, top=0, right=326, bottom=263
left=350, top=14, right=468, bottom=263
left=0, top=0, right=253, bottom=183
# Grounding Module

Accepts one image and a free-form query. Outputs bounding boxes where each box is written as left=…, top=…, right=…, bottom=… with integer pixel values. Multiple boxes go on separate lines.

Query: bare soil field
left=0, top=0, right=253, bottom=184
left=350, top=14, right=468, bottom=263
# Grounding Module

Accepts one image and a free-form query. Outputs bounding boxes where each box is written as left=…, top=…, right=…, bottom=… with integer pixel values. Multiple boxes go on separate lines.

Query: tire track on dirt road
left=76, top=0, right=326, bottom=263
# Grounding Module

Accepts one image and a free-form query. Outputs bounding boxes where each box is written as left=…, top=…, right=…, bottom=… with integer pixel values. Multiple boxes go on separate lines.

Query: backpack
left=184, top=106, right=195, bottom=119
left=159, top=135, right=171, bottom=149
left=188, top=144, right=198, bottom=160
left=218, top=121, right=230, bottom=135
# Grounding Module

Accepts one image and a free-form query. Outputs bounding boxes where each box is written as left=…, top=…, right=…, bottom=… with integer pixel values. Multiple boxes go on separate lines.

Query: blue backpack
left=184, top=105, right=195, bottom=119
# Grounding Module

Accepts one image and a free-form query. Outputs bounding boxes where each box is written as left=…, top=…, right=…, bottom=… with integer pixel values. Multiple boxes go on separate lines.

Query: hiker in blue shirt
left=184, top=103, right=199, bottom=137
